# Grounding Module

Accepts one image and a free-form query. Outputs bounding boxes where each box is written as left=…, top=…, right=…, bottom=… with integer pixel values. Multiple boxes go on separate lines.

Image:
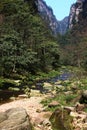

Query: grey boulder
left=0, top=107, right=32, bottom=130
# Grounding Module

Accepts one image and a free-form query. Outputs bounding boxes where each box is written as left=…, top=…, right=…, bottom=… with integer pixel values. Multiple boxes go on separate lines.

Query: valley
left=0, top=0, right=87, bottom=130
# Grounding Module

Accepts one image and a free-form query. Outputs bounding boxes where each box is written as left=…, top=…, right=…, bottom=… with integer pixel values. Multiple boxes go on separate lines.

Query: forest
left=0, top=0, right=87, bottom=130
left=0, top=0, right=87, bottom=90
left=0, top=0, right=60, bottom=78
left=0, top=0, right=87, bottom=78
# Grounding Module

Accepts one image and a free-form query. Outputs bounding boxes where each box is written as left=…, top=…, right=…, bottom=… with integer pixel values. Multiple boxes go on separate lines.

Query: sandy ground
left=0, top=93, right=52, bottom=130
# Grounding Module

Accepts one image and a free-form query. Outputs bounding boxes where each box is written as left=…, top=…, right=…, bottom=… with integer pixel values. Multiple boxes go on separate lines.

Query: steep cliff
left=37, top=0, right=68, bottom=35
left=58, top=17, right=69, bottom=35
left=69, top=0, right=87, bottom=29
left=66, top=0, right=87, bottom=68
left=37, top=0, right=59, bottom=35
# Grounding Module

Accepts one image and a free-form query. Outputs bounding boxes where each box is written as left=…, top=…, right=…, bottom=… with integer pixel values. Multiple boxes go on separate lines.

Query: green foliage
left=0, top=78, right=20, bottom=90
left=23, top=86, right=31, bottom=98
left=58, top=26, right=87, bottom=68
left=65, top=94, right=78, bottom=103
left=79, top=78, right=87, bottom=90
left=41, top=98, right=52, bottom=107
left=0, top=0, right=60, bottom=79
left=54, top=94, right=67, bottom=105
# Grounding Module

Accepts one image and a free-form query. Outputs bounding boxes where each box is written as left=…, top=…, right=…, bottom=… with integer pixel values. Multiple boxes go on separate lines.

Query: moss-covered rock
left=50, top=108, right=73, bottom=130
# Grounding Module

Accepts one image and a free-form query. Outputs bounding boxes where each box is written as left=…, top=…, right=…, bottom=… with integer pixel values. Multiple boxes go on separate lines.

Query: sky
left=45, top=0, right=76, bottom=20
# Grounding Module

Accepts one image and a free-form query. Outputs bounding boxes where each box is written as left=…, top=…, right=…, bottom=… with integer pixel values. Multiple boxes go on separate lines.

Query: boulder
left=42, top=119, right=51, bottom=127
left=75, top=102, right=85, bottom=112
left=70, top=111, right=80, bottom=118
left=54, top=80, right=62, bottom=85
left=36, top=109, right=42, bottom=113
left=18, top=94, right=28, bottom=99
left=42, top=119, right=52, bottom=130
left=43, top=82, right=53, bottom=93
left=50, top=108, right=73, bottom=130
left=83, top=123, right=87, bottom=130
left=71, top=85, right=78, bottom=90
left=43, top=82, right=52, bottom=88
left=64, top=91, right=73, bottom=95
left=70, top=111, right=87, bottom=130
left=64, top=106, right=75, bottom=113
left=0, top=107, right=32, bottom=130
left=48, top=101, right=60, bottom=108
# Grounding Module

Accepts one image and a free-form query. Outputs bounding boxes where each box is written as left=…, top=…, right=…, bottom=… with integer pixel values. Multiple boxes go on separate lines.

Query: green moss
left=41, top=98, right=52, bottom=107
left=50, top=109, right=73, bottom=130
left=0, top=78, right=20, bottom=90
left=8, top=87, right=20, bottom=91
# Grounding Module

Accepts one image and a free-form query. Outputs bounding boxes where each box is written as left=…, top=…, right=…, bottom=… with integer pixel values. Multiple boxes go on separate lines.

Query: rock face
left=37, top=0, right=68, bottom=35
left=37, top=0, right=58, bottom=35
left=0, top=108, right=32, bottom=130
left=69, top=0, right=86, bottom=29
left=58, top=17, right=69, bottom=35
left=37, top=0, right=87, bottom=34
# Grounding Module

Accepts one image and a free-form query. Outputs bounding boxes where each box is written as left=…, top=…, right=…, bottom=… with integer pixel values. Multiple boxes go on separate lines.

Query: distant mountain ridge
left=37, top=0, right=69, bottom=35
left=58, top=17, right=69, bottom=35
left=37, top=0, right=87, bottom=35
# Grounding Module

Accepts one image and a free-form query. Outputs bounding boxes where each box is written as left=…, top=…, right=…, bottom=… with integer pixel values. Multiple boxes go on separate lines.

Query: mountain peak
left=37, top=0, right=68, bottom=35
left=37, top=0, right=59, bottom=35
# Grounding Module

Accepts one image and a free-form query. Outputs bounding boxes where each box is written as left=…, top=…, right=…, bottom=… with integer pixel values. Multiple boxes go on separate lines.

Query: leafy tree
left=0, top=0, right=60, bottom=77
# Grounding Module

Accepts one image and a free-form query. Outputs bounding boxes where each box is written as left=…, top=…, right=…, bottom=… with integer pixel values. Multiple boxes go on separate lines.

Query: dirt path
left=0, top=93, right=52, bottom=130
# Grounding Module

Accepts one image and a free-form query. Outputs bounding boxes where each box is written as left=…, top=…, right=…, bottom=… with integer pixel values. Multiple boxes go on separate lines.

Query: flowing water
left=0, top=71, right=72, bottom=104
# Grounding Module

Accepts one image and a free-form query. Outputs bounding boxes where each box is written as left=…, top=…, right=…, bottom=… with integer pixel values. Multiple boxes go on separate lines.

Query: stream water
left=35, top=71, right=72, bottom=92
left=0, top=72, right=72, bottom=104
left=47, top=72, right=72, bottom=82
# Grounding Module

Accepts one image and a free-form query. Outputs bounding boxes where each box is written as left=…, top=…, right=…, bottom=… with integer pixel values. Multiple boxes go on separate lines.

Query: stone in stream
left=43, top=82, right=53, bottom=89
left=54, top=80, right=62, bottom=85
left=0, top=107, right=32, bottom=130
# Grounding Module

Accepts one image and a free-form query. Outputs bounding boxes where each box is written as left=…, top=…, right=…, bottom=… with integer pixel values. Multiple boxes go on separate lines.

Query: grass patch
left=41, top=93, right=78, bottom=112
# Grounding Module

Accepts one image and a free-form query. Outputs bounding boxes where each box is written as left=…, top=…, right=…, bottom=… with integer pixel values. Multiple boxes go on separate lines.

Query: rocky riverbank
left=0, top=71, right=87, bottom=130
left=0, top=90, right=53, bottom=130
